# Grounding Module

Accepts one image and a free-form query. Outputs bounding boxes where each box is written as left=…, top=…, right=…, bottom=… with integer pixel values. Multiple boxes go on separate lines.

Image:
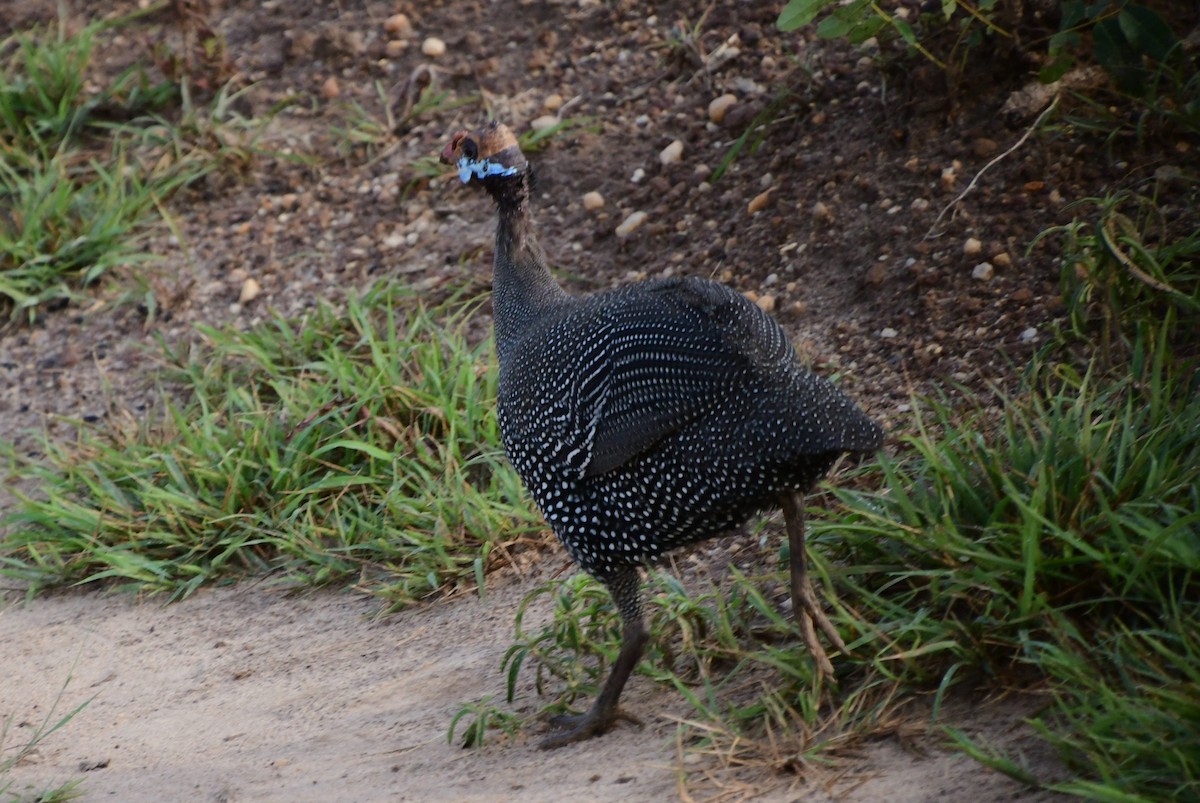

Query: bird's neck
left=487, top=178, right=567, bottom=361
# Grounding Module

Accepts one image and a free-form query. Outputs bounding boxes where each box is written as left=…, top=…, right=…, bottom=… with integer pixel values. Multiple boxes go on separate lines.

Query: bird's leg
left=541, top=568, right=648, bottom=749
left=781, top=493, right=847, bottom=677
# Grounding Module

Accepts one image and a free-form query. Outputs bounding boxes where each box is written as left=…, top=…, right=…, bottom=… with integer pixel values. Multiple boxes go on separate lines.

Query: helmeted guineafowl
left=440, top=122, right=883, bottom=749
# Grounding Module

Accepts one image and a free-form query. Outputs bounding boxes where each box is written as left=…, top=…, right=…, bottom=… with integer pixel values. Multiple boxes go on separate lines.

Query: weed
left=0, top=663, right=90, bottom=801
left=447, top=695, right=523, bottom=749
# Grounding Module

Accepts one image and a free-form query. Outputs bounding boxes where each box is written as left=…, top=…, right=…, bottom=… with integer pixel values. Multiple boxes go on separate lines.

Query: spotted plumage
left=440, top=122, right=883, bottom=749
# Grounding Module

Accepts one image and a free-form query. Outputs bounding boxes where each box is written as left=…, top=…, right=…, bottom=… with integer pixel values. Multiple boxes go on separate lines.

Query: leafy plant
left=777, top=0, right=1187, bottom=95
left=1044, top=190, right=1200, bottom=365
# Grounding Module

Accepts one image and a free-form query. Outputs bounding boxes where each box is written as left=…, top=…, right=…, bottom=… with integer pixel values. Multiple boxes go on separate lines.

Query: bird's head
left=440, top=121, right=527, bottom=186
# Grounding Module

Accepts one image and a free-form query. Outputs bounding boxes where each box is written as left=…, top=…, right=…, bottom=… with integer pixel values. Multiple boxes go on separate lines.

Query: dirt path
left=3, top=576, right=1061, bottom=802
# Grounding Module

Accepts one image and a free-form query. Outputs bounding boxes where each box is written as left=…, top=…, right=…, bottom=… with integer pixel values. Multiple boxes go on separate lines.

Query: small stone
left=383, top=13, right=413, bottom=36
left=1020, top=327, right=1038, bottom=342
left=615, top=211, right=647, bottom=238
left=755, top=294, right=777, bottom=313
left=530, top=115, right=557, bottom=132
left=788, top=300, right=807, bottom=316
left=659, top=139, right=684, bottom=166
left=707, top=94, right=737, bottom=124
left=973, top=137, right=999, bottom=158
left=910, top=197, right=930, bottom=212
left=748, top=189, right=772, bottom=214
left=239, top=278, right=262, bottom=304
left=864, top=263, right=887, bottom=286
left=320, top=76, right=340, bottom=100
left=963, top=237, right=983, bottom=256
left=972, top=262, right=994, bottom=281
left=811, top=111, right=827, bottom=125
left=385, top=39, right=407, bottom=58
left=879, top=327, right=898, bottom=339
left=813, top=201, right=833, bottom=222
left=543, top=94, right=564, bottom=112
left=993, top=252, right=1012, bottom=268
left=631, top=168, right=645, bottom=184
left=421, top=37, right=446, bottom=57
left=1011, top=287, right=1033, bottom=303
left=582, top=191, right=605, bottom=212
left=941, top=166, right=958, bottom=191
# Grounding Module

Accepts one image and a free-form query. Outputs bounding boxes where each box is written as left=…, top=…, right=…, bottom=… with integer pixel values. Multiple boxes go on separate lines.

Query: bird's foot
left=792, top=579, right=848, bottom=679
left=538, top=705, right=642, bottom=749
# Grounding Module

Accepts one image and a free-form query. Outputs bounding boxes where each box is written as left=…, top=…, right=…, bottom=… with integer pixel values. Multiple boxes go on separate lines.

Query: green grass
left=0, top=15, right=280, bottom=322
left=0, top=284, right=544, bottom=606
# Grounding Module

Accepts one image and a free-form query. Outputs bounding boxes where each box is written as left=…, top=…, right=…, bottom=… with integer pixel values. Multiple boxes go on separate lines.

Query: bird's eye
left=462, top=139, right=478, bottom=160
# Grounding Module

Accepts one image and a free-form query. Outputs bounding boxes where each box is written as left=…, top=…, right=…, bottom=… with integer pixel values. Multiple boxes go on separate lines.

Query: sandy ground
left=2, top=572, right=1065, bottom=802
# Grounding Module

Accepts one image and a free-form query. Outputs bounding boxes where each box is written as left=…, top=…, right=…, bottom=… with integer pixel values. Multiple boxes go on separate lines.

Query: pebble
left=755, top=294, right=777, bottom=313
left=813, top=201, right=833, bottom=222
left=615, top=211, right=647, bottom=238
left=748, top=189, right=772, bottom=213
left=1020, top=327, right=1038, bottom=342
left=239, top=278, right=262, bottom=304
left=582, top=191, right=605, bottom=211
left=421, top=37, right=446, bottom=57
left=963, top=237, right=982, bottom=256
left=320, top=76, right=340, bottom=100
left=993, top=252, right=1012, bottom=268
left=941, top=166, right=958, bottom=191
left=973, top=137, right=999, bottom=157
left=972, top=262, right=995, bottom=281
left=879, top=327, right=898, bottom=338
left=384, top=13, right=413, bottom=36
left=543, top=94, right=564, bottom=112
left=911, top=197, right=930, bottom=212
left=707, top=94, right=737, bottom=124
left=530, top=115, right=557, bottom=132
left=385, top=39, right=407, bottom=58
left=631, top=168, right=645, bottom=184
left=659, top=139, right=684, bottom=166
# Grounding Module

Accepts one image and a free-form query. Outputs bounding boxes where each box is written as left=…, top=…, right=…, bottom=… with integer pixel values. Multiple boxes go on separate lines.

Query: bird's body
left=496, top=276, right=879, bottom=582
left=441, top=122, right=882, bottom=748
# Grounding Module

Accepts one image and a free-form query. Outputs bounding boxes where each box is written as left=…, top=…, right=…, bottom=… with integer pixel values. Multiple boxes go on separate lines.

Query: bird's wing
left=577, top=279, right=791, bottom=476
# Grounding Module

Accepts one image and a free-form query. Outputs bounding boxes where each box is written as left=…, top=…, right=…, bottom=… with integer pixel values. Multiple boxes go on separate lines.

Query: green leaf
left=1094, top=16, right=1144, bottom=93
left=891, top=15, right=919, bottom=47
left=1118, top=5, right=1177, bottom=62
left=1039, top=53, right=1076, bottom=84
left=777, top=0, right=835, bottom=31
left=815, top=0, right=871, bottom=40
left=1059, top=0, right=1086, bottom=30
left=941, top=0, right=957, bottom=21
